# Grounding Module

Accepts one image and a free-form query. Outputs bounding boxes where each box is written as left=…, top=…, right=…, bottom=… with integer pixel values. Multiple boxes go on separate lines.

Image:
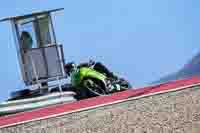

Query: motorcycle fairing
left=71, top=67, right=106, bottom=87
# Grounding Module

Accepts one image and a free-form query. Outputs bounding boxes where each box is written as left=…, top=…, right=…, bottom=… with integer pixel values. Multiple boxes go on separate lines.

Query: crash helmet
left=64, top=62, right=76, bottom=76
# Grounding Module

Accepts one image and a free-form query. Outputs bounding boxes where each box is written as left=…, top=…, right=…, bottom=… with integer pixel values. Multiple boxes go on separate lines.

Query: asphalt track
left=1, top=76, right=200, bottom=129
left=1, top=51, right=200, bottom=129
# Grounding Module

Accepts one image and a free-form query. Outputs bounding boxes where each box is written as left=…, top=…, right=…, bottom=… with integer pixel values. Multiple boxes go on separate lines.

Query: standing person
left=20, top=31, right=33, bottom=51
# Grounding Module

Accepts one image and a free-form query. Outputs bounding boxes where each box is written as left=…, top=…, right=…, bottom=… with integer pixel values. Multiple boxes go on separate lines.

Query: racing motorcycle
left=65, top=61, right=132, bottom=99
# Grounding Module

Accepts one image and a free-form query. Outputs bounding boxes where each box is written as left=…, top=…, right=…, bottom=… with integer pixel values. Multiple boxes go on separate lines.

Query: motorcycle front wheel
left=81, top=78, right=107, bottom=98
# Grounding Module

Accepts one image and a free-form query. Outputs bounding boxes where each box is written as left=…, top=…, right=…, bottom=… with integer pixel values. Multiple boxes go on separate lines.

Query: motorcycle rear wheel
left=118, top=78, right=132, bottom=90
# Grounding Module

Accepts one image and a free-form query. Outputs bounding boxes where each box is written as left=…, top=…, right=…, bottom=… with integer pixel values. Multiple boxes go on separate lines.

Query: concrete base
left=1, top=85, right=200, bottom=133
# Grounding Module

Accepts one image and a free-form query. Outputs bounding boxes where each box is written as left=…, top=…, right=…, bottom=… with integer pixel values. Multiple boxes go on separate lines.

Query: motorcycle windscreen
left=24, top=45, right=63, bottom=84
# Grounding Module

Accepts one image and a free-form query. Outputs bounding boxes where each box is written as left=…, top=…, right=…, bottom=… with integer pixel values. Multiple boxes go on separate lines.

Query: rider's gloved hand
left=89, top=59, right=95, bottom=66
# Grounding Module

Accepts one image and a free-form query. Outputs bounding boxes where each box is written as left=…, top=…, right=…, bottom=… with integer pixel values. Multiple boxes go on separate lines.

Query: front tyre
left=82, top=78, right=107, bottom=97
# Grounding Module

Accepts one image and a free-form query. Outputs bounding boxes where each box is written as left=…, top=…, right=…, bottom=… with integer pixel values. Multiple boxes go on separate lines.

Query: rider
left=64, top=60, right=117, bottom=79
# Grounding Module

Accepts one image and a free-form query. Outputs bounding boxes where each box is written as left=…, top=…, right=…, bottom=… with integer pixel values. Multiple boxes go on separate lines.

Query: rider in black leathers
left=77, top=60, right=117, bottom=79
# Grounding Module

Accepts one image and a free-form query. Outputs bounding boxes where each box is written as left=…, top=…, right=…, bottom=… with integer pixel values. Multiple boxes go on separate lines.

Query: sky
left=0, top=0, right=199, bottom=100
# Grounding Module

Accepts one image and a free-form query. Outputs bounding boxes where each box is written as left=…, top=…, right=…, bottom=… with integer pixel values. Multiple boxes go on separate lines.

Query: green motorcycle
left=65, top=62, right=131, bottom=99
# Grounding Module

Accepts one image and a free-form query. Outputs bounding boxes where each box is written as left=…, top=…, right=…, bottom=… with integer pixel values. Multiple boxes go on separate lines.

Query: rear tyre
left=109, top=78, right=132, bottom=93
left=118, top=78, right=132, bottom=90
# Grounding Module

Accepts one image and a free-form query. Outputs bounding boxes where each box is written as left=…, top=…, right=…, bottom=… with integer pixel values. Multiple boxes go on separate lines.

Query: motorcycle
left=65, top=62, right=132, bottom=99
